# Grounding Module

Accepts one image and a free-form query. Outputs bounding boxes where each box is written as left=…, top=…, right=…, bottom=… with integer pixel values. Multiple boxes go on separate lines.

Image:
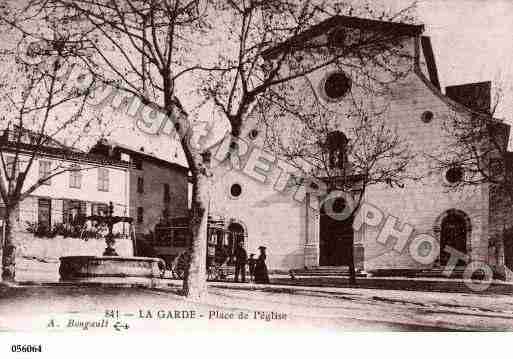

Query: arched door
left=440, top=212, right=469, bottom=266
left=319, top=199, right=353, bottom=266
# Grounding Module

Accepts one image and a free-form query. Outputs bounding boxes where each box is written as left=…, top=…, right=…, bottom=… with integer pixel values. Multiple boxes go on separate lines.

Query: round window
left=445, top=166, right=463, bottom=184
left=322, top=72, right=351, bottom=101
left=230, top=183, right=242, bottom=198
left=421, top=111, right=434, bottom=123
left=248, top=129, right=259, bottom=140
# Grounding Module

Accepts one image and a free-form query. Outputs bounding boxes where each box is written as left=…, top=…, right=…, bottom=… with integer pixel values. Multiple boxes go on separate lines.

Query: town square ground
left=2, top=277, right=513, bottom=332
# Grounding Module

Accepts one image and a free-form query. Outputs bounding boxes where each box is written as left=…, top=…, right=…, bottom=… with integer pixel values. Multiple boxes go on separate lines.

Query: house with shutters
left=0, top=125, right=190, bottom=278
left=89, top=139, right=189, bottom=242
left=0, top=126, right=131, bottom=237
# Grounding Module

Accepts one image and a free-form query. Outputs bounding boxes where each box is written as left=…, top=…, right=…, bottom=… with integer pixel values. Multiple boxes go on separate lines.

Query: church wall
left=208, top=34, right=494, bottom=272
left=357, top=70, right=490, bottom=271
left=274, top=34, right=492, bottom=271
left=210, top=164, right=310, bottom=270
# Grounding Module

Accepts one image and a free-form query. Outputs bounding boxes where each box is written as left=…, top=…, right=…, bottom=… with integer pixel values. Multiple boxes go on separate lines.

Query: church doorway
left=319, top=198, right=354, bottom=266
left=438, top=210, right=470, bottom=266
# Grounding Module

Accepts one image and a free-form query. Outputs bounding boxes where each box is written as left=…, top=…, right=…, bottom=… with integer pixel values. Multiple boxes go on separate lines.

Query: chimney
left=89, top=139, right=110, bottom=157
left=445, top=81, right=491, bottom=114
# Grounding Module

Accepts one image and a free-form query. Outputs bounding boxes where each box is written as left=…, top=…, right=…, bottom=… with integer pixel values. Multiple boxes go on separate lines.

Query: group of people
left=232, top=241, right=269, bottom=284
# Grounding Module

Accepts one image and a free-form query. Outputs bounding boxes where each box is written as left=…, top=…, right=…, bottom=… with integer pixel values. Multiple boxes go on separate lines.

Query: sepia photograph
left=0, top=0, right=512, bottom=352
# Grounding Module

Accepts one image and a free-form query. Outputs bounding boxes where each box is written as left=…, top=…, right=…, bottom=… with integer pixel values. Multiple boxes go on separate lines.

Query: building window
left=91, top=203, right=108, bottom=217
left=98, top=168, right=109, bottom=191
left=137, top=207, right=143, bottom=224
left=421, top=111, right=434, bottom=123
left=63, top=200, right=87, bottom=225
left=445, top=166, right=463, bottom=184
left=489, top=158, right=503, bottom=179
left=137, top=177, right=144, bottom=193
left=248, top=129, right=259, bottom=140
left=69, top=164, right=82, bottom=189
left=321, top=71, right=351, bottom=101
left=164, top=183, right=170, bottom=203
left=230, top=183, right=242, bottom=198
left=325, top=131, right=349, bottom=170
left=133, top=157, right=143, bottom=170
left=37, top=198, right=51, bottom=229
left=39, top=160, right=52, bottom=185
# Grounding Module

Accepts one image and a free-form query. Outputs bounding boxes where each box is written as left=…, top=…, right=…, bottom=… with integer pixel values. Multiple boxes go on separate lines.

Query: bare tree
left=201, top=1, right=418, bottom=283
left=7, top=0, right=227, bottom=297
left=0, top=9, right=104, bottom=281
left=12, top=0, right=419, bottom=296
left=427, top=82, right=513, bottom=278
left=197, top=1, right=419, bottom=287
left=434, top=101, right=510, bottom=194
left=256, top=69, right=415, bottom=283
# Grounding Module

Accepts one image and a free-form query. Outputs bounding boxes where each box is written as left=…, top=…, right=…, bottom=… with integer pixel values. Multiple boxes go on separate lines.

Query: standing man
left=233, top=240, right=247, bottom=283
left=248, top=254, right=256, bottom=283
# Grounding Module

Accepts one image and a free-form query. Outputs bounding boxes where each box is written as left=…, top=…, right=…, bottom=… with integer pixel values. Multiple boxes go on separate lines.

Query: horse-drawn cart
left=152, top=216, right=244, bottom=281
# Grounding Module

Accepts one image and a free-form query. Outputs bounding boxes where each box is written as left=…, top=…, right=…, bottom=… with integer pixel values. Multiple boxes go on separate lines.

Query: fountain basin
left=59, top=256, right=166, bottom=287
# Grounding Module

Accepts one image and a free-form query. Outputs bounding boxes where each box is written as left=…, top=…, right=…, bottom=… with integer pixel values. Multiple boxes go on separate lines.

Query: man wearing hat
left=233, top=240, right=248, bottom=283
left=248, top=253, right=256, bottom=282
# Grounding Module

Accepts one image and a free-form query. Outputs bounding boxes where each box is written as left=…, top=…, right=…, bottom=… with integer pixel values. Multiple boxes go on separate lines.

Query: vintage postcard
left=0, top=0, right=513, bottom=355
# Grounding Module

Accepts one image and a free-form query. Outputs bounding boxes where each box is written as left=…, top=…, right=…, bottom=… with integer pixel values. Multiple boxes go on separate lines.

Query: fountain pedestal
left=59, top=256, right=166, bottom=287
left=58, top=202, right=166, bottom=287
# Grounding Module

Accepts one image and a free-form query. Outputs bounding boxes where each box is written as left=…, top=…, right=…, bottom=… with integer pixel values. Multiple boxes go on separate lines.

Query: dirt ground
left=1, top=280, right=513, bottom=332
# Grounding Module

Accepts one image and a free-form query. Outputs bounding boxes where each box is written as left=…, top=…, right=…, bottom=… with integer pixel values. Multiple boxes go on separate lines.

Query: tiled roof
left=0, top=129, right=129, bottom=168
left=262, top=15, right=424, bottom=59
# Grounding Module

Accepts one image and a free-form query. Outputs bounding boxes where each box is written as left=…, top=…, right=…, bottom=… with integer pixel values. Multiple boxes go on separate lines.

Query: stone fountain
left=59, top=202, right=166, bottom=287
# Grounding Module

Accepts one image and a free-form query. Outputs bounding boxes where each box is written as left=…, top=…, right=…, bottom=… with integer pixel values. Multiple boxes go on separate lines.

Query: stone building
left=0, top=127, right=131, bottom=234
left=0, top=126, right=134, bottom=276
left=1, top=130, right=190, bottom=279
left=89, top=140, right=190, bottom=240
left=207, top=15, right=512, bottom=277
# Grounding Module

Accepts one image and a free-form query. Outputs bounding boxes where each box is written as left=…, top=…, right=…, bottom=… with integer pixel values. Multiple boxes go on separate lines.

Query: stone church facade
left=208, top=16, right=512, bottom=277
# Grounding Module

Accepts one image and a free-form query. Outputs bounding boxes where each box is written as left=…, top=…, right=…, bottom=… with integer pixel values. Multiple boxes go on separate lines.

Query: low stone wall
left=13, top=231, right=134, bottom=260
left=7, top=231, right=134, bottom=282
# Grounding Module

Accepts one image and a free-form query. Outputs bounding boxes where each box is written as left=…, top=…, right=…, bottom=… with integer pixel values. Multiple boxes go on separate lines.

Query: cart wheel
left=157, top=259, right=166, bottom=278
left=176, top=269, right=185, bottom=280
left=174, top=251, right=190, bottom=280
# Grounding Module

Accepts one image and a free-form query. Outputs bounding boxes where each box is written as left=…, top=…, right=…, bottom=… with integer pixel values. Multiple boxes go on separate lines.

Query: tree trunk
left=182, top=146, right=211, bottom=299
left=1, top=209, right=17, bottom=283
left=183, top=174, right=210, bottom=298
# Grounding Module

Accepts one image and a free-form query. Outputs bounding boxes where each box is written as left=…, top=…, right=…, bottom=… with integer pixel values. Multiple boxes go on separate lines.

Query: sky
left=99, top=0, right=513, bottom=162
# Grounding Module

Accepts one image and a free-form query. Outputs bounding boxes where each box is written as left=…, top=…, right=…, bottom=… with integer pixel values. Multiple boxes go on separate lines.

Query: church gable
left=245, top=15, right=508, bottom=191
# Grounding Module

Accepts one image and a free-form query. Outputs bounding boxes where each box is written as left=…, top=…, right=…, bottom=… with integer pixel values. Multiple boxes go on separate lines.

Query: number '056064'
left=11, top=344, right=42, bottom=353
